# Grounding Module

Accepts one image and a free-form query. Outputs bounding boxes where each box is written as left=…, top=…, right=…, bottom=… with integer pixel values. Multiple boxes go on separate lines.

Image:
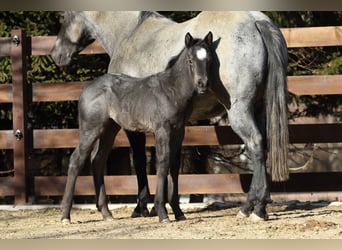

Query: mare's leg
left=228, top=101, right=271, bottom=221
left=125, top=131, right=150, bottom=218
left=61, top=126, right=101, bottom=223
left=91, top=120, right=121, bottom=220
left=154, top=125, right=172, bottom=222
left=167, top=127, right=186, bottom=221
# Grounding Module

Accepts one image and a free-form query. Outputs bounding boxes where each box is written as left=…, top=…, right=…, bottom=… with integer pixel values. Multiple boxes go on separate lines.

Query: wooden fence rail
left=0, top=26, right=342, bottom=204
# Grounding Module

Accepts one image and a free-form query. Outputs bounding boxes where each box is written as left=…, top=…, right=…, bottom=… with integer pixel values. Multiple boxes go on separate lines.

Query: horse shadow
left=267, top=201, right=342, bottom=221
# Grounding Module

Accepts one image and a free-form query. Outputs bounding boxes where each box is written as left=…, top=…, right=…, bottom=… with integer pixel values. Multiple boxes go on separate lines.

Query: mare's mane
left=138, top=11, right=165, bottom=25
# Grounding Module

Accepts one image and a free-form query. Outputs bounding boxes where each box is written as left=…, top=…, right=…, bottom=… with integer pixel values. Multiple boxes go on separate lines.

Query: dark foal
left=61, top=31, right=215, bottom=223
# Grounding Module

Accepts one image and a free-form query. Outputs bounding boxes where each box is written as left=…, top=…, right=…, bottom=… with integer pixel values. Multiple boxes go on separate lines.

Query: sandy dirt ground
left=1, top=201, right=342, bottom=239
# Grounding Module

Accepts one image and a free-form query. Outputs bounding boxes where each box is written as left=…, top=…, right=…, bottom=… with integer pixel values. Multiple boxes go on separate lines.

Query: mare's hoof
left=104, top=216, right=114, bottom=221
left=160, top=218, right=171, bottom=223
left=61, top=218, right=71, bottom=224
left=176, top=215, right=186, bottom=221
left=249, top=212, right=268, bottom=222
left=236, top=210, right=249, bottom=219
left=131, top=208, right=150, bottom=218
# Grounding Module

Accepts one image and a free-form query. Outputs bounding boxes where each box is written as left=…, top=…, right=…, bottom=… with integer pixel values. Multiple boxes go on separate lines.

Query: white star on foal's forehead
left=196, top=48, right=207, bottom=60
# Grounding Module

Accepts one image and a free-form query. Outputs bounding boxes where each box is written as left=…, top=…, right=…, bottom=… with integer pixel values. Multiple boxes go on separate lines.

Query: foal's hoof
left=149, top=207, right=158, bottom=217
left=249, top=212, right=268, bottom=222
left=131, top=211, right=141, bottom=218
left=236, top=210, right=249, bottom=219
left=61, top=218, right=71, bottom=224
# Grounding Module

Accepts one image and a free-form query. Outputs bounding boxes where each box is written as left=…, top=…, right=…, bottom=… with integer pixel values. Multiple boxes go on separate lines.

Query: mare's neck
left=81, top=11, right=141, bottom=57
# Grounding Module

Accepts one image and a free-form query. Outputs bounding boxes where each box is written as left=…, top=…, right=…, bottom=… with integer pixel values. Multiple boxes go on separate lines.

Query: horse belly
left=189, top=92, right=225, bottom=121
left=109, top=94, right=158, bottom=133
left=112, top=111, right=154, bottom=133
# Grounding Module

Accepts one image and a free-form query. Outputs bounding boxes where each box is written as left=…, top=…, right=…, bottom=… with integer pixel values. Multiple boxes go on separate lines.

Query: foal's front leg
left=168, top=127, right=186, bottom=221
left=154, top=126, right=172, bottom=222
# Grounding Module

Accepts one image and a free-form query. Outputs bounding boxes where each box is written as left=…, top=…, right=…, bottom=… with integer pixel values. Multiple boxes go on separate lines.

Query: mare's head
left=51, top=11, right=95, bottom=66
left=178, top=31, right=214, bottom=94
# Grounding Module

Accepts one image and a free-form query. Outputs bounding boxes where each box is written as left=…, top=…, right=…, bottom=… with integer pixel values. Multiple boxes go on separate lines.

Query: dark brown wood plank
left=0, top=37, right=12, bottom=57
left=30, top=36, right=56, bottom=56
left=32, top=124, right=342, bottom=149
left=282, top=26, right=342, bottom=48
left=32, top=127, right=228, bottom=149
left=27, top=75, right=342, bottom=103
left=0, top=130, right=13, bottom=149
left=288, top=75, right=342, bottom=95
left=211, top=124, right=342, bottom=144
left=28, top=27, right=342, bottom=56
left=32, top=82, right=84, bottom=102
left=11, top=30, right=29, bottom=204
left=33, top=129, right=79, bottom=149
left=34, top=174, right=245, bottom=196
left=28, top=26, right=342, bottom=57
left=31, top=36, right=105, bottom=56
left=32, top=129, right=156, bottom=148
left=0, top=177, right=16, bottom=196
left=0, top=84, right=12, bottom=103
left=34, top=172, right=342, bottom=197
left=0, top=123, right=342, bottom=149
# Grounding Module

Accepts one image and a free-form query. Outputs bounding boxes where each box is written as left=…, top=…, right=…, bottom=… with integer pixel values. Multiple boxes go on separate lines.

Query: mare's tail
left=255, top=20, right=289, bottom=181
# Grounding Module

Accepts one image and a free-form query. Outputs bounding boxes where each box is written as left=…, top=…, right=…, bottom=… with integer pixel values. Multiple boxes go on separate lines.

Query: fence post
left=11, top=29, right=29, bottom=204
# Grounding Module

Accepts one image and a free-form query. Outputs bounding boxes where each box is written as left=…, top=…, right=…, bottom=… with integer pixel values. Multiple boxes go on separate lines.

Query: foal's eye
left=188, top=59, right=194, bottom=72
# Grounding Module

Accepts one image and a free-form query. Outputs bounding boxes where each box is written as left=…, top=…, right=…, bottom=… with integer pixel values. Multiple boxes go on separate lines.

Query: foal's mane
left=165, top=38, right=204, bottom=70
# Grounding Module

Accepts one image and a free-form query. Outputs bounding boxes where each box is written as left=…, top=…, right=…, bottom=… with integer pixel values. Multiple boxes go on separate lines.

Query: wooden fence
left=0, top=26, right=342, bottom=204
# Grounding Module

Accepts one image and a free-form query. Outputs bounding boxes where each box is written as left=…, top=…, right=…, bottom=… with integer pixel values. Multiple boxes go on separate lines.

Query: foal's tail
left=255, top=20, right=289, bottom=182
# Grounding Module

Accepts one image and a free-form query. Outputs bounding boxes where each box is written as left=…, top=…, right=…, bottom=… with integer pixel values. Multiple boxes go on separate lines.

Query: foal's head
left=51, top=11, right=95, bottom=66
left=183, top=31, right=214, bottom=94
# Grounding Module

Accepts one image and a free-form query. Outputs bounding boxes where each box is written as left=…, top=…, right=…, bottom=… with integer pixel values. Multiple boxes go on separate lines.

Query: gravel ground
left=1, top=201, right=342, bottom=239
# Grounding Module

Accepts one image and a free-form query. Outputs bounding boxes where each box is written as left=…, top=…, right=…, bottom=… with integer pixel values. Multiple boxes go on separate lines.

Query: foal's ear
left=204, top=31, right=213, bottom=46
left=185, top=32, right=194, bottom=47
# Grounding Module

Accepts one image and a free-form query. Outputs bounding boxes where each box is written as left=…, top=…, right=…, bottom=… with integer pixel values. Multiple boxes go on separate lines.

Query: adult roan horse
left=60, top=32, right=215, bottom=223
left=51, top=11, right=289, bottom=222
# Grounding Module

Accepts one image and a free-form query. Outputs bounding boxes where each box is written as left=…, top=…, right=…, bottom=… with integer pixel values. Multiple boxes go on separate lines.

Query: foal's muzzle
left=196, top=77, right=208, bottom=94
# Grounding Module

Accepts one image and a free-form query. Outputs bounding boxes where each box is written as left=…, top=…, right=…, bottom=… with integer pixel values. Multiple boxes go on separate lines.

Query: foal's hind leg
left=125, top=131, right=150, bottom=218
left=61, top=129, right=100, bottom=223
left=228, top=101, right=271, bottom=221
left=91, top=120, right=121, bottom=220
